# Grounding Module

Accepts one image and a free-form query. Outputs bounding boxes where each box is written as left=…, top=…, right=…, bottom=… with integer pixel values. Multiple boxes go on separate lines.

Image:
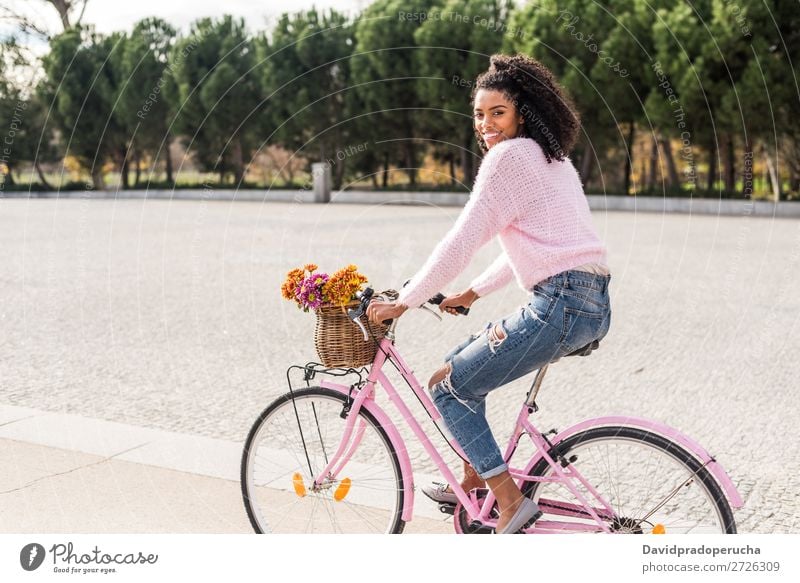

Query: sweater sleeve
left=469, top=252, right=514, bottom=298
left=396, top=144, right=519, bottom=308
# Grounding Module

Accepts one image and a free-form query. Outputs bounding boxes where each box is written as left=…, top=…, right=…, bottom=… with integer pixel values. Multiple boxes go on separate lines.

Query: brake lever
left=347, top=288, right=375, bottom=341
left=355, top=318, right=369, bottom=341
left=419, top=304, right=442, bottom=321
left=344, top=304, right=368, bottom=341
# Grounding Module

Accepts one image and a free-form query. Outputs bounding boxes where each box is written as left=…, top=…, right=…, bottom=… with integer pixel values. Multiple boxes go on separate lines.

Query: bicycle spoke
left=242, top=389, right=404, bottom=533
left=524, top=428, right=732, bottom=534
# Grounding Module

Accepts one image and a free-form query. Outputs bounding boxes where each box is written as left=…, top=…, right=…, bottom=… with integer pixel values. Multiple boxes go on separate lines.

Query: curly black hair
left=471, top=54, right=581, bottom=163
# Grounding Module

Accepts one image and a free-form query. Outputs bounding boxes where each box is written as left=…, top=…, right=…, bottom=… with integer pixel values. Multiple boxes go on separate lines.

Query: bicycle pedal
left=437, top=503, right=456, bottom=515
left=467, top=520, right=495, bottom=534
left=521, top=510, right=544, bottom=531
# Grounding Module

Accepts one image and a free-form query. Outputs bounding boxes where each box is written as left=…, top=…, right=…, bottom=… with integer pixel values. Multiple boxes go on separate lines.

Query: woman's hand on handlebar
left=366, top=301, right=408, bottom=326
left=439, top=288, right=479, bottom=315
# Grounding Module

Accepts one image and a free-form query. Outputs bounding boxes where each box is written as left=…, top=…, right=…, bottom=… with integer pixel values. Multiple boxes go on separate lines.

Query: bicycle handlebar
left=427, top=292, right=470, bottom=316
left=346, top=286, right=470, bottom=340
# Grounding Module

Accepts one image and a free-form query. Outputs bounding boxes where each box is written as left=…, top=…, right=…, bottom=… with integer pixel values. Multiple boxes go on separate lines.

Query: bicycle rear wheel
left=523, top=426, right=736, bottom=534
left=241, top=387, right=406, bottom=533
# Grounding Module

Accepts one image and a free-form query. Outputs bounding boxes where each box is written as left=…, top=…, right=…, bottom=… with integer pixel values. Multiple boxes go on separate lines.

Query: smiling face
left=473, top=88, right=525, bottom=149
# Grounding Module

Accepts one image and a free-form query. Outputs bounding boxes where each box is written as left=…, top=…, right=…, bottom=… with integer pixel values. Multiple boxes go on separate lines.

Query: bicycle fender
left=319, top=379, right=415, bottom=522
left=524, top=415, right=744, bottom=509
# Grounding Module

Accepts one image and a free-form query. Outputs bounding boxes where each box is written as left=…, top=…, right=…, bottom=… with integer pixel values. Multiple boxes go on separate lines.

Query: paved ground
left=1, top=198, right=799, bottom=533
left=0, top=404, right=452, bottom=533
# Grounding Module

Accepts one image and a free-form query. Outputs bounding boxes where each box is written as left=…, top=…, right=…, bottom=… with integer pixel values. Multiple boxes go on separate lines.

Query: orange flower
left=324, top=264, right=368, bottom=307
left=281, top=267, right=305, bottom=301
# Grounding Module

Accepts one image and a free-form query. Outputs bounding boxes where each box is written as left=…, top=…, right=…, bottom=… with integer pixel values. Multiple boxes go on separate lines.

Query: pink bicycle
left=241, top=287, right=743, bottom=533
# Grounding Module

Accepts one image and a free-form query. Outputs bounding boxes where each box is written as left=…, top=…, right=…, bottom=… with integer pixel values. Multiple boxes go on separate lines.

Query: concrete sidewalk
left=0, top=405, right=452, bottom=533
left=0, top=437, right=251, bottom=533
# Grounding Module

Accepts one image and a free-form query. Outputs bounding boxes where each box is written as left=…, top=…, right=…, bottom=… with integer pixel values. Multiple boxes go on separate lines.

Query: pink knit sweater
left=396, top=137, right=608, bottom=309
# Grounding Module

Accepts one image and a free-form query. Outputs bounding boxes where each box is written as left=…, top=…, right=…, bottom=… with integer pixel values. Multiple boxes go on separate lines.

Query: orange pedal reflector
left=292, top=473, right=306, bottom=497
left=651, top=524, right=666, bottom=534
left=333, top=478, right=352, bottom=501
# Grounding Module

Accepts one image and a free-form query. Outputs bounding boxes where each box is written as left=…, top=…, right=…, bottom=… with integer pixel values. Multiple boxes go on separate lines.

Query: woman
left=366, top=53, right=611, bottom=533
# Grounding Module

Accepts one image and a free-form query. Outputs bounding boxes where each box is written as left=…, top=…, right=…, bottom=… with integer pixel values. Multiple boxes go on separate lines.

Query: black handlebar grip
left=428, top=293, right=470, bottom=315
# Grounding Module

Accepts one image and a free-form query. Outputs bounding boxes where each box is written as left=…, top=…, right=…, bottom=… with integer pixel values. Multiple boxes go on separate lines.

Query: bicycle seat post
left=524, top=364, right=550, bottom=409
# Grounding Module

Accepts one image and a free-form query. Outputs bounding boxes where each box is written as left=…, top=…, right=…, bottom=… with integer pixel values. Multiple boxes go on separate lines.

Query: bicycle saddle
left=565, top=339, right=600, bottom=357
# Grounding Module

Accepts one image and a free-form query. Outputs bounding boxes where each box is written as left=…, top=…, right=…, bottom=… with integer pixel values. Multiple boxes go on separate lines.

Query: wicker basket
left=314, top=301, right=389, bottom=368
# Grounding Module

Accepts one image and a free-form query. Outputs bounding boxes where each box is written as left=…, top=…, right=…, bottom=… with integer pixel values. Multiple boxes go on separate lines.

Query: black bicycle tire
left=522, top=425, right=737, bottom=534
left=241, top=386, right=407, bottom=534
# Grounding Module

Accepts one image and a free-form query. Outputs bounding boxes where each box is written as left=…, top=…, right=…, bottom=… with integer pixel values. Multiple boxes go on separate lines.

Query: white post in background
left=312, top=162, right=331, bottom=203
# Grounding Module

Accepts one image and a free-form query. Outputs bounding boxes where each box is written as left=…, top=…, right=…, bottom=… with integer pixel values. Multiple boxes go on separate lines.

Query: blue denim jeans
left=430, top=269, right=612, bottom=479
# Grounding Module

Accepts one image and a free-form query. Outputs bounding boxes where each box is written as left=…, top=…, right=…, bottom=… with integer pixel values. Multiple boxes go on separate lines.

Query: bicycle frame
left=308, top=336, right=743, bottom=532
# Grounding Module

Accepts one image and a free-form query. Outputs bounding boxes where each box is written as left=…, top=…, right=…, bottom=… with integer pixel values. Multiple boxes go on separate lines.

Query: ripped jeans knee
left=430, top=362, right=479, bottom=415
left=487, top=322, right=507, bottom=354
left=428, top=360, right=505, bottom=477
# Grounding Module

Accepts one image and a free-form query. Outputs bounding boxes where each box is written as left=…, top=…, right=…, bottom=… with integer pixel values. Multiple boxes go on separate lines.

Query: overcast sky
left=1, top=0, right=375, bottom=84
left=4, top=0, right=373, bottom=47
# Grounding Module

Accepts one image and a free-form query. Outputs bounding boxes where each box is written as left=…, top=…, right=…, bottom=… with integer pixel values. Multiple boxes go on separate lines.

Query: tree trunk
left=4, top=166, right=15, bottom=185
left=371, top=174, right=378, bottom=188
left=165, top=134, right=174, bottom=185
left=333, top=157, right=345, bottom=191
left=91, top=166, right=105, bottom=190
left=232, top=138, right=245, bottom=184
left=48, top=0, right=72, bottom=30
left=120, top=148, right=130, bottom=190
left=449, top=155, right=456, bottom=187
left=790, top=168, right=800, bottom=194
left=624, top=123, right=635, bottom=195
left=579, top=140, right=594, bottom=186
left=706, top=140, right=717, bottom=193
left=134, top=149, right=142, bottom=186
left=647, top=138, right=658, bottom=191
left=332, top=127, right=345, bottom=191
left=723, top=134, right=736, bottom=194
left=35, top=160, right=53, bottom=190
left=763, top=144, right=780, bottom=201
left=405, top=142, right=416, bottom=187
left=639, top=159, right=647, bottom=194
left=788, top=139, right=800, bottom=193
left=382, top=152, right=389, bottom=188
left=661, top=138, right=680, bottom=187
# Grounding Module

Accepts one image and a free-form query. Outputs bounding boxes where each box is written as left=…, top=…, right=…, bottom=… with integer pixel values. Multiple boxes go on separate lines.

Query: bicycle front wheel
left=524, top=426, right=736, bottom=534
left=241, top=387, right=406, bottom=533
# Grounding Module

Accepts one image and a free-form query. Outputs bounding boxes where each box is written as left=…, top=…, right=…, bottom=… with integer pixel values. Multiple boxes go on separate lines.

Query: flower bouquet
left=281, top=263, right=387, bottom=367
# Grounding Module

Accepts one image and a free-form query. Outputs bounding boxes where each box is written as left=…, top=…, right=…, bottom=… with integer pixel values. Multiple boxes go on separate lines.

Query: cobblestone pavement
left=1, top=198, right=798, bottom=533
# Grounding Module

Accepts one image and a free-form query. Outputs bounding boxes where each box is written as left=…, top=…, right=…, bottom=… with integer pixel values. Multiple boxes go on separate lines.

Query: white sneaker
left=421, top=482, right=458, bottom=505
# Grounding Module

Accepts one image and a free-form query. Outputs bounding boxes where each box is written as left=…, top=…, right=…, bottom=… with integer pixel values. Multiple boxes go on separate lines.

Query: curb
left=6, top=189, right=799, bottom=217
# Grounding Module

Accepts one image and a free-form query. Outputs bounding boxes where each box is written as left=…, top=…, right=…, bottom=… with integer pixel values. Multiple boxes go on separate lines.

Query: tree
left=508, top=0, right=621, bottom=187
left=588, top=0, right=656, bottom=194
left=0, top=83, right=57, bottom=190
left=261, top=9, right=356, bottom=191
left=415, top=0, right=513, bottom=188
left=169, top=15, right=261, bottom=184
left=351, top=0, right=445, bottom=187
left=115, top=17, right=177, bottom=186
left=39, top=27, right=126, bottom=189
